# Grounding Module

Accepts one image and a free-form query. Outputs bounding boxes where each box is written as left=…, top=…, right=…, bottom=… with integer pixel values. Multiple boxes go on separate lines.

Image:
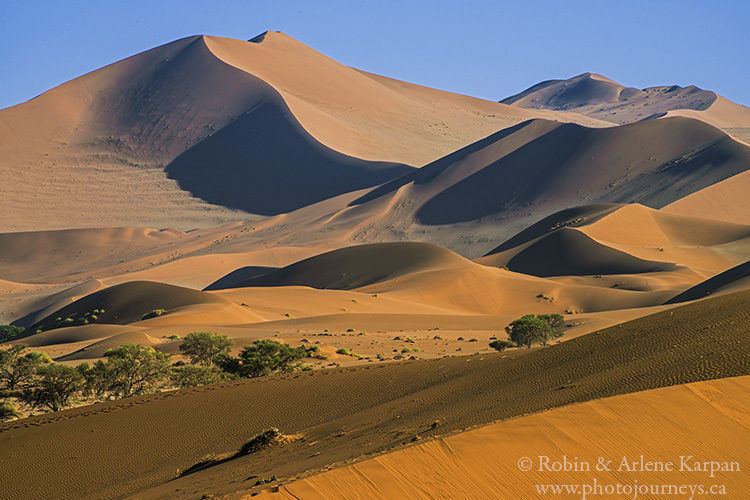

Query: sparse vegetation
left=238, top=428, right=285, bottom=455
left=141, top=309, right=167, bottom=321
left=489, top=339, right=514, bottom=351
left=0, top=400, right=23, bottom=421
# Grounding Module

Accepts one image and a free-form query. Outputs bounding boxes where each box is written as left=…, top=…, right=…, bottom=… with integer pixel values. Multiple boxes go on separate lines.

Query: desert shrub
left=19, top=363, right=84, bottom=412
left=489, top=339, right=514, bottom=352
left=141, top=309, right=167, bottom=321
left=0, top=345, right=51, bottom=391
left=0, top=400, right=23, bottom=421
left=0, top=325, right=25, bottom=343
left=238, top=428, right=284, bottom=455
left=234, top=340, right=307, bottom=378
left=171, top=365, right=225, bottom=388
left=179, top=331, right=234, bottom=366
left=102, top=344, right=172, bottom=398
left=505, top=314, right=566, bottom=348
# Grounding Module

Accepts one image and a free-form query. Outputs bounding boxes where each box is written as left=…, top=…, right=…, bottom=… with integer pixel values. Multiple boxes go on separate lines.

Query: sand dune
left=489, top=228, right=678, bottom=277
left=501, top=72, right=750, bottom=135
left=258, top=376, right=749, bottom=499
left=480, top=203, right=749, bottom=284
left=27, top=281, right=229, bottom=333
left=237, top=242, right=469, bottom=290
left=666, top=261, right=750, bottom=304
left=1, top=289, right=747, bottom=499
left=662, top=170, right=750, bottom=225
left=0, top=33, right=610, bottom=232
left=331, top=116, right=750, bottom=256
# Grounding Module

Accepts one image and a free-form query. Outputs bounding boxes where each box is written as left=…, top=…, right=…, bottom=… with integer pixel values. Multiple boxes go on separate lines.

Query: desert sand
left=1, top=30, right=749, bottom=500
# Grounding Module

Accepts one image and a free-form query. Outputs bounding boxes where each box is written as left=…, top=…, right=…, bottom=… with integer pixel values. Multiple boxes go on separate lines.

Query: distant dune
left=666, top=261, right=750, bottom=304
left=501, top=72, right=750, bottom=136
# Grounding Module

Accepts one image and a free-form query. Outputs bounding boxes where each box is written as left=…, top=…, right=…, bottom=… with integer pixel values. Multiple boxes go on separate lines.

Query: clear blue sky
left=2, top=0, right=748, bottom=110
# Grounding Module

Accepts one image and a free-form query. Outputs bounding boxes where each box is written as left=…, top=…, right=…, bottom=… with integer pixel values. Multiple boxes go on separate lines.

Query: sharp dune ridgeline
left=1, top=30, right=749, bottom=500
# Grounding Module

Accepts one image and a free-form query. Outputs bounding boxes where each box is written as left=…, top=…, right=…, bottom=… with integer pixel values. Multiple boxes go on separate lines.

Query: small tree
left=103, top=344, right=172, bottom=398
left=505, top=315, right=553, bottom=348
left=0, top=345, right=51, bottom=391
left=235, top=340, right=307, bottom=378
left=489, top=339, right=514, bottom=352
left=179, top=331, right=234, bottom=367
left=19, top=364, right=84, bottom=412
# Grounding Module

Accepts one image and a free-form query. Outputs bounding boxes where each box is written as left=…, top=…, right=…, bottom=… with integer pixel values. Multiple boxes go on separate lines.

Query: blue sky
left=2, top=0, right=748, bottom=109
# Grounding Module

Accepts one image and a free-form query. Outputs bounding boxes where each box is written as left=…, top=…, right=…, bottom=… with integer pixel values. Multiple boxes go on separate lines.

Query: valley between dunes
left=1, top=31, right=749, bottom=500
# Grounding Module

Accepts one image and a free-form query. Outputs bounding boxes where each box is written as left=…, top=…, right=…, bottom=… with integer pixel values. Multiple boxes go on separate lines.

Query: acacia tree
left=19, top=364, right=84, bottom=412
left=0, top=345, right=51, bottom=391
left=505, top=315, right=552, bottom=348
left=179, top=331, right=234, bottom=366
left=220, top=340, right=308, bottom=378
left=102, top=344, right=172, bottom=398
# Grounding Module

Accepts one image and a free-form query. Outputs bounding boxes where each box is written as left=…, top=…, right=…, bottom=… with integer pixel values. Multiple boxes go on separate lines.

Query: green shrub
left=0, top=325, right=24, bottom=343
left=0, top=400, right=23, bottom=422
left=224, top=340, right=308, bottom=378
left=505, top=313, right=565, bottom=348
left=238, top=428, right=284, bottom=455
left=141, top=309, right=167, bottom=321
left=489, top=339, right=514, bottom=352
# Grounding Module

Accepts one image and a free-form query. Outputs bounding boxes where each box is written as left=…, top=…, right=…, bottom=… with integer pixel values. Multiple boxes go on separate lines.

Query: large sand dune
left=0, top=33, right=609, bottom=232
left=1, top=289, right=747, bottom=499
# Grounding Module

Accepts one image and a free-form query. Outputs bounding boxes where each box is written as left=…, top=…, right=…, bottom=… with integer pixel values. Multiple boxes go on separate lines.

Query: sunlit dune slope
left=258, top=376, right=749, bottom=500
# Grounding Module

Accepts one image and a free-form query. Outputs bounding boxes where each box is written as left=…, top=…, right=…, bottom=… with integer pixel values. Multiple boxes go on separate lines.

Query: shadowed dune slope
left=164, top=94, right=411, bottom=215
left=203, top=266, right=278, bottom=291
left=1, top=290, right=748, bottom=499
left=481, top=204, right=622, bottom=255
left=27, top=281, right=227, bottom=333
left=236, top=242, right=469, bottom=290
left=259, top=376, right=750, bottom=500
left=498, top=228, right=677, bottom=277
left=416, top=117, right=750, bottom=224
left=349, top=117, right=750, bottom=227
left=666, top=261, right=750, bottom=304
